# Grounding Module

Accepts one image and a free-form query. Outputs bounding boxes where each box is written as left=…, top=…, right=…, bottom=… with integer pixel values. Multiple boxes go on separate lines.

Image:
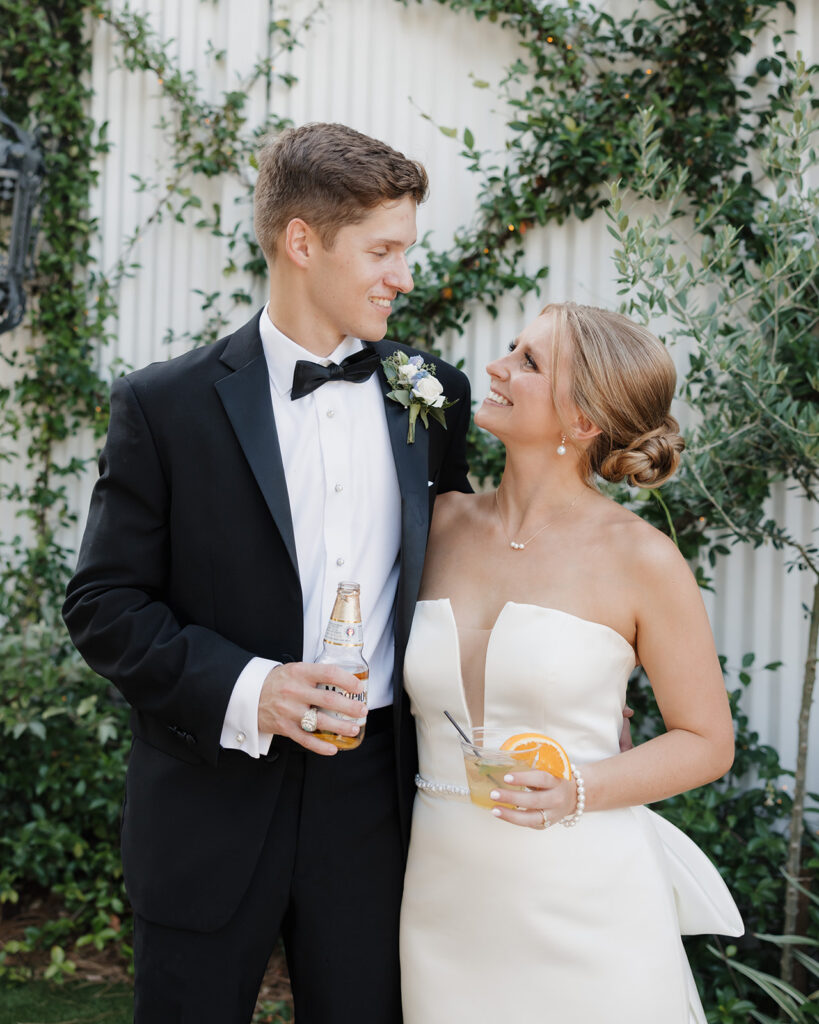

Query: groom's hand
left=258, top=662, right=367, bottom=754
left=619, top=705, right=635, bottom=752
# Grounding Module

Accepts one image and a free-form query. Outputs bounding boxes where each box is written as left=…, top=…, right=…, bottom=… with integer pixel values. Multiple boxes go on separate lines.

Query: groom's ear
left=283, top=218, right=313, bottom=268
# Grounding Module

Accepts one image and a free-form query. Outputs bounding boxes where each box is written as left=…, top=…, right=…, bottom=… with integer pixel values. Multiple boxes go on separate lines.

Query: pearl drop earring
left=556, top=434, right=567, bottom=456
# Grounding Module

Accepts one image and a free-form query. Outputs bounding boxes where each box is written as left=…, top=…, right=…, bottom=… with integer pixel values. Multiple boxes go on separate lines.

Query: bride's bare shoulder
left=430, top=490, right=485, bottom=537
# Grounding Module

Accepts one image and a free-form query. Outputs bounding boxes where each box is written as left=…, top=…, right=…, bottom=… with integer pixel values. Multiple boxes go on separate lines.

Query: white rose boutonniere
left=381, top=351, right=458, bottom=443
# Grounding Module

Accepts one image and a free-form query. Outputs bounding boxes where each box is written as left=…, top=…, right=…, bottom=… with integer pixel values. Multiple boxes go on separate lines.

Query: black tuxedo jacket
left=63, top=310, right=471, bottom=932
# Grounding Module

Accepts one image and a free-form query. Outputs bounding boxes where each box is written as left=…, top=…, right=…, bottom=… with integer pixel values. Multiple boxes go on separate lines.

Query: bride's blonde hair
left=544, top=302, right=684, bottom=488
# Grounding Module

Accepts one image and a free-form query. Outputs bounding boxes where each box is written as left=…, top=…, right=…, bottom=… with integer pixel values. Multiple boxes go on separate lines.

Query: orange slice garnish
left=500, top=732, right=571, bottom=779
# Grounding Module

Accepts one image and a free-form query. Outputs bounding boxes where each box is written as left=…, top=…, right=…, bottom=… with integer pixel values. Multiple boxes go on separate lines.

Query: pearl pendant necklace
left=494, top=488, right=582, bottom=551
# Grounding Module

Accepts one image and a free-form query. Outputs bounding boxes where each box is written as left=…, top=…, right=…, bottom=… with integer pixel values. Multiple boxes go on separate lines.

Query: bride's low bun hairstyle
left=545, top=303, right=685, bottom=488
left=597, top=417, right=684, bottom=487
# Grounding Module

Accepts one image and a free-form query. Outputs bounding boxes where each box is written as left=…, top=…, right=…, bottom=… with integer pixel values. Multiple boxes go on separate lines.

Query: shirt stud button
left=334, top=483, right=343, bottom=493
left=326, top=409, right=335, bottom=418
left=336, top=557, right=345, bottom=566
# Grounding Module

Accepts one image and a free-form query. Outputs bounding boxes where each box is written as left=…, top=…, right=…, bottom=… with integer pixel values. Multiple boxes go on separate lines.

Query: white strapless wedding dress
left=400, top=600, right=743, bottom=1024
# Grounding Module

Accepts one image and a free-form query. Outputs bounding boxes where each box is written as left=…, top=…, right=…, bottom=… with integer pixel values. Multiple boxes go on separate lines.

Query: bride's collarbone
left=421, top=556, right=594, bottom=612
left=439, top=516, right=606, bottom=559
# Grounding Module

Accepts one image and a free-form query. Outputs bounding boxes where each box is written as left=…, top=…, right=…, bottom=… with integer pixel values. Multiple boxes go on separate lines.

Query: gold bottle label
left=322, top=619, right=364, bottom=647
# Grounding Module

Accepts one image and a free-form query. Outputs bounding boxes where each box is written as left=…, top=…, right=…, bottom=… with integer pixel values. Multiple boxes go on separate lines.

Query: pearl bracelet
left=414, top=773, right=469, bottom=798
left=559, top=764, right=585, bottom=827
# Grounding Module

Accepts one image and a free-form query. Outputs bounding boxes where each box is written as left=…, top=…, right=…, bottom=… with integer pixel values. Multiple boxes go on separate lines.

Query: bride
left=400, top=302, right=742, bottom=1023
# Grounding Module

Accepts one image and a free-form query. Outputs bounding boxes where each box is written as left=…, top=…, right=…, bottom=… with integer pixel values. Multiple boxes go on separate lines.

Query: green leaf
left=387, top=389, right=410, bottom=408
left=77, top=695, right=97, bottom=716
left=429, top=406, right=448, bottom=430
left=98, top=721, right=118, bottom=745
left=28, top=721, right=47, bottom=740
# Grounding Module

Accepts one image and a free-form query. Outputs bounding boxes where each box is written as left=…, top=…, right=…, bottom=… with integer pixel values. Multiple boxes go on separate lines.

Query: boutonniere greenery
left=381, top=351, right=458, bottom=444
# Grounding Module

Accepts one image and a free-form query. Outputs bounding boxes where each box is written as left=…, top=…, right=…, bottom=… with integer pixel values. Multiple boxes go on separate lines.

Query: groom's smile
left=303, top=195, right=418, bottom=347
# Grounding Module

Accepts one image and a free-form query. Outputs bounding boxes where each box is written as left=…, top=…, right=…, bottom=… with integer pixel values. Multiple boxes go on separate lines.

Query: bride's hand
left=488, top=769, right=577, bottom=830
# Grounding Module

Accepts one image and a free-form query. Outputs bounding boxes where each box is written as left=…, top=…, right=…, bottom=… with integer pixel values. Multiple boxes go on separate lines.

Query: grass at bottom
left=0, top=983, right=293, bottom=1024
left=0, top=981, right=133, bottom=1023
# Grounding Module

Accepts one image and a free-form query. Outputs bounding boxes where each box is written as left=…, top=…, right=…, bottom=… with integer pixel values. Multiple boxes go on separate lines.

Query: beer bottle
left=315, top=581, right=368, bottom=750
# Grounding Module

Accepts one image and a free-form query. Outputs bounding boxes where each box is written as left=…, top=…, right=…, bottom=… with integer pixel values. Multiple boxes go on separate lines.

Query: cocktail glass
left=460, top=726, right=536, bottom=809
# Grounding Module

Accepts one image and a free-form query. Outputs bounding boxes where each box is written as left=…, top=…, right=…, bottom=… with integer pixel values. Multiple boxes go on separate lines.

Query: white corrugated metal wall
left=1, top=0, right=817, bottom=790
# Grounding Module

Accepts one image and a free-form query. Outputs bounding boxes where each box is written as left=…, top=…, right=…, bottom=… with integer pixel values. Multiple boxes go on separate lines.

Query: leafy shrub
left=714, top=908, right=819, bottom=1023
left=0, top=618, right=131, bottom=980
left=629, top=660, right=819, bottom=1020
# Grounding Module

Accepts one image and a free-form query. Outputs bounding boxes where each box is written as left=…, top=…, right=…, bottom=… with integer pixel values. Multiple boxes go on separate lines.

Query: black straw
left=443, top=710, right=472, bottom=745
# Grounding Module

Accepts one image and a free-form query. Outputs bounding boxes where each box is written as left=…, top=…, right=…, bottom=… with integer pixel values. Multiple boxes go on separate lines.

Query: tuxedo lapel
left=215, top=313, right=299, bottom=579
left=371, top=342, right=430, bottom=653
left=215, top=329, right=430, bottom=644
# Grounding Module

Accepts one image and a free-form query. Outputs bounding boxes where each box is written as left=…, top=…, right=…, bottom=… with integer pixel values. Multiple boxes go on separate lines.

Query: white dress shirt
left=220, top=306, right=402, bottom=757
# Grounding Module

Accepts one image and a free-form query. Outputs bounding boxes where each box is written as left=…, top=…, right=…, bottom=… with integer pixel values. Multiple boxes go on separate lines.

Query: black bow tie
left=290, top=347, right=381, bottom=401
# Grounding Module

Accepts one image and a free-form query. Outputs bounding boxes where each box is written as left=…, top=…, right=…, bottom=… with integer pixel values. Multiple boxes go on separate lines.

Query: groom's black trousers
left=133, top=707, right=404, bottom=1024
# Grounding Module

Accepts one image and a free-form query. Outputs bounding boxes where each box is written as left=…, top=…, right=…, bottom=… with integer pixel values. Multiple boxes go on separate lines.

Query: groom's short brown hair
left=253, top=122, right=429, bottom=261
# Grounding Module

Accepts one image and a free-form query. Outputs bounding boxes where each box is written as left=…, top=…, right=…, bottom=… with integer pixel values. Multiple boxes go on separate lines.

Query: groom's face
left=303, top=196, right=417, bottom=346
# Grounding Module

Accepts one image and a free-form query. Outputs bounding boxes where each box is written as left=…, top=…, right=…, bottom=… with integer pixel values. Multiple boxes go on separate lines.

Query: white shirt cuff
left=220, top=657, right=278, bottom=758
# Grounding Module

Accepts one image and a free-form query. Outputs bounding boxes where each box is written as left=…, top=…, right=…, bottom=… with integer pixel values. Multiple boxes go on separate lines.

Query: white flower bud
left=398, top=363, right=418, bottom=382
left=413, top=375, right=445, bottom=407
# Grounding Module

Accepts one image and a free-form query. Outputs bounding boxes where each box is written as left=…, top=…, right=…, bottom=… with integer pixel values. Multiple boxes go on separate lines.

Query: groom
left=63, top=122, right=472, bottom=1023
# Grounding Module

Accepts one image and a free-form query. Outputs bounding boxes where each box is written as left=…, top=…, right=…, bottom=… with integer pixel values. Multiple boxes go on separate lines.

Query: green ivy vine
left=0, top=0, right=111, bottom=620
left=0, top=1, right=324, bottom=624
left=389, top=0, right=799, bottom=507
left=0, top=0, right=803, bottom=623
left=0, top=0, right=815, bottom=997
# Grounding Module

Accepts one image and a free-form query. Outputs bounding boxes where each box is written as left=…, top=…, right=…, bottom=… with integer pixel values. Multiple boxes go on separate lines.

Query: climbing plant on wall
left=390, top=0, right=800, bottom=504
left=0, top=0, right=325, bottom=623
left=0, top=0, right=815, bottom=1002
left=0, top=0, right=111, bottom=621
left=0, top=0, right=801, bottom=623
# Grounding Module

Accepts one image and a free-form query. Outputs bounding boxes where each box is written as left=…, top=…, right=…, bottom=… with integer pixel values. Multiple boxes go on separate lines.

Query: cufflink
left=236, top=732, right=246, bottom=744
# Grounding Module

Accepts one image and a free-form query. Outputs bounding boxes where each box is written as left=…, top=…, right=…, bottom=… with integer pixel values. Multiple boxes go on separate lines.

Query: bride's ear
left=570, top=413, right=602, bottom=444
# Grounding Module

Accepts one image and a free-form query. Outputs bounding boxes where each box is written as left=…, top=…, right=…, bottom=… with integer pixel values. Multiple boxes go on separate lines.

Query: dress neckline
left=414, top=598, right=636, bottom=733
left=417, top=597, right=636, bottom=660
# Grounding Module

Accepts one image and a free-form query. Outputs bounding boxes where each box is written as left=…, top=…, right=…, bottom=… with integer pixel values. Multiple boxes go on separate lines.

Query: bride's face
left=475, top=312, right=575, bottom=448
